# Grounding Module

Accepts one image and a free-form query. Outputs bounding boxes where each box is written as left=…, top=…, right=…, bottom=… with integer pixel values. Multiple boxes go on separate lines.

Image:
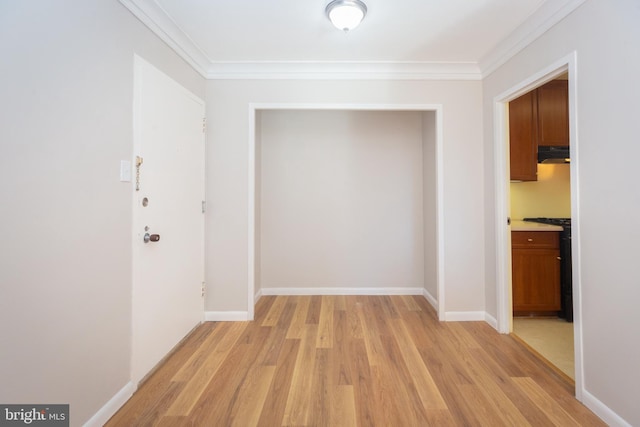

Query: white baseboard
left=204, top=311, right=251, bottom=321
left=444, top=311, right=487, bottom=322
left=581, top=388, right=631, bottom=427
left=260, top=287, right=425, bottom=296
left=421, top=289, right=438, bottom=310
left=484, top=312, right=498, bottom=330
left=254, top=289, right=263, bottom=303
left=83, top=381, right=135, bottom=427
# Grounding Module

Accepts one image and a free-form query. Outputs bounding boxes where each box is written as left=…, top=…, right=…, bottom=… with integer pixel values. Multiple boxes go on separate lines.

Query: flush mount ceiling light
left=326, top=0, right=367, bottom=32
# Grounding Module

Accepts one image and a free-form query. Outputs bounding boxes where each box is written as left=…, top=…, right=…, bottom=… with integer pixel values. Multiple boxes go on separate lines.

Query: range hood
left=538, top=145, right=570, bottom=164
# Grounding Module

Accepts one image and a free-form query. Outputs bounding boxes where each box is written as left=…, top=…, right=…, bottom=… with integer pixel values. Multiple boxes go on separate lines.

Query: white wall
left=205, top=79, right=484, bottom=316
left=0, top=1, right=204, bottom=425
left=254, top=113, right=263, bottom=296
left=422, top=112, right=439, bottom=301
left=259, top=110, right=425, bottom=291
left=483, top=0, right=640, bottom=424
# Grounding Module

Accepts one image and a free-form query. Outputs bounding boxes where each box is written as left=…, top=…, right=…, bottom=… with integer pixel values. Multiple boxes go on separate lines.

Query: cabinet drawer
left=512, top=231, right=559, bottom=249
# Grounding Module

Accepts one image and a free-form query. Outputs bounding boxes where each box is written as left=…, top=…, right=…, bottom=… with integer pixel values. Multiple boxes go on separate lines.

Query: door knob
left=143, top=233, right=160, bottom=243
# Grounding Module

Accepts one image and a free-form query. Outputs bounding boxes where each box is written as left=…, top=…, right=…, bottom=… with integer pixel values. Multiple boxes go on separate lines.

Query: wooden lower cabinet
left=512, top=231, right=561, bottom=314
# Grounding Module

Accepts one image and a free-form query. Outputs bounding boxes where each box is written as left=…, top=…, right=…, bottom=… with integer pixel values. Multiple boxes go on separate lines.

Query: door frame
left=493, top=51, right=584, bottom=399
left=248, top=103, right=445, bottom=321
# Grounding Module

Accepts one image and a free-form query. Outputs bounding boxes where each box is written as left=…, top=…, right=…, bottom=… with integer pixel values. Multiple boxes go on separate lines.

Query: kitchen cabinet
left=512, top=231, right=561, bottom=315
left=509, top=91, right=538, bottom=181
left=537, top=80, right=569, bottom=147
left=509, top=79, right=569, bottom=181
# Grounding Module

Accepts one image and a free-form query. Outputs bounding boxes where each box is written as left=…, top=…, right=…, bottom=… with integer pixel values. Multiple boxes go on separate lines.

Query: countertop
left=511, top=220, right=563, bottom=232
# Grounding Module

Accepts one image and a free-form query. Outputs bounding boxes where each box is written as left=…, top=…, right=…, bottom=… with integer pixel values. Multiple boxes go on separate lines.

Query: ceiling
left=120, top=0, right=585, bottom=79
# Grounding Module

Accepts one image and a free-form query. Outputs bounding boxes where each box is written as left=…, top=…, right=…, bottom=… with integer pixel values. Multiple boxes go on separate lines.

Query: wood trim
left=510, top=332, right=575, bottom=386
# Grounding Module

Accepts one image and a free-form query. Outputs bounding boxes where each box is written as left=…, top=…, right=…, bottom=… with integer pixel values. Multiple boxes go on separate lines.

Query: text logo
left=0, top=405, right=69, bottom=426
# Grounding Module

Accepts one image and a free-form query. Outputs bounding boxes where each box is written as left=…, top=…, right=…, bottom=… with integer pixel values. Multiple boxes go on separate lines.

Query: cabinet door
left=537, top=80, right=569, bottom=147
left=512, top=247, right=561, bottom=313
left=509, top=91, right=538, bottom=181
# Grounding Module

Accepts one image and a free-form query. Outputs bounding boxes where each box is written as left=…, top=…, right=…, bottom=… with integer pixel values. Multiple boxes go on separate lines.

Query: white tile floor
left=513, top=317, right=575, bottom=380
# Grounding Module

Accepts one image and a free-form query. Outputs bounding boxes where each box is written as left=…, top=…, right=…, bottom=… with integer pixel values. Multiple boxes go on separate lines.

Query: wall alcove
left=248, top=105, right=444, bottom=320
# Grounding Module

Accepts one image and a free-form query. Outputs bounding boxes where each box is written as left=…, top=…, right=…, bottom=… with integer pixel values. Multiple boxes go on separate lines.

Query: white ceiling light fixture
left=326, top=0, right=368, bottom=32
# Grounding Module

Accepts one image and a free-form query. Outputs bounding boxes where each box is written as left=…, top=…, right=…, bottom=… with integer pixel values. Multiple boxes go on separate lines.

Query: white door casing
left=493, top=52, right=584, bottom=400
left=131, top=56, right=205, bottom=384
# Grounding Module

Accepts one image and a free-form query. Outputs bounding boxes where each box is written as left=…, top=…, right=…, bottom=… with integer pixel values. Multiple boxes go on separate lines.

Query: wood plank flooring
left=107, top=296, right=605, bottom=426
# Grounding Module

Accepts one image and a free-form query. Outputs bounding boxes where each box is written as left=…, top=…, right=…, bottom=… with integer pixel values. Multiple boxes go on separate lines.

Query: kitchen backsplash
left=510, top=163, right=571, bottom=219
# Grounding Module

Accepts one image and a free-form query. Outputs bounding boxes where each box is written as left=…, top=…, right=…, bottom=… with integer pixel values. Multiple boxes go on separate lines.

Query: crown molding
left=479, top=0, right=586, bottom=78
left=206, top=61, right=481, bottom=80
left=120, top=0, right=585, bottom=81
left=119, top=0, right=210, bottom=76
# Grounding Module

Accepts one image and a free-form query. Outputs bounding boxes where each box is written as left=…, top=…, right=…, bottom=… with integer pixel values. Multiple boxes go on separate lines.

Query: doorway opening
left=248, top=104, right=445, bottom=322
left=494, top=52, right=584, bottom=399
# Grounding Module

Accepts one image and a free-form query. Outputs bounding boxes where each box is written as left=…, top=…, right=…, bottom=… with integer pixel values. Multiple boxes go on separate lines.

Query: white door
left=131, top=56, right=205, bottom=384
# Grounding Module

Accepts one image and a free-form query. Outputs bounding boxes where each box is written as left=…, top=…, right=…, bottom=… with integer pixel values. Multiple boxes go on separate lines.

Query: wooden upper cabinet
left=509, top=91, right=538, bottom=181
left=537, top=80, right=569, bottom=147
left=509, top=79, right=569, bottom=181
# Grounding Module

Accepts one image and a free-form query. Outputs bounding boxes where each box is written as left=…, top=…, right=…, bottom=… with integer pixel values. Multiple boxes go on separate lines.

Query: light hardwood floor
left=107, top=295, right=604, bottom=426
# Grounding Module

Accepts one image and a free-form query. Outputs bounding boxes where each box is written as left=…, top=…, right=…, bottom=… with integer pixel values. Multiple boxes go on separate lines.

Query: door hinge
left=201, top=200, right=206, bottom=213
left=201, top=282, right=206, bottom=298
left=202, top=117, right=206, bottom=133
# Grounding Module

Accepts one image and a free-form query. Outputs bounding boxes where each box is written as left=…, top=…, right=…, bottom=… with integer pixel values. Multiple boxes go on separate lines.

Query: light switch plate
left=120, top=160, right=132, bottom=182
